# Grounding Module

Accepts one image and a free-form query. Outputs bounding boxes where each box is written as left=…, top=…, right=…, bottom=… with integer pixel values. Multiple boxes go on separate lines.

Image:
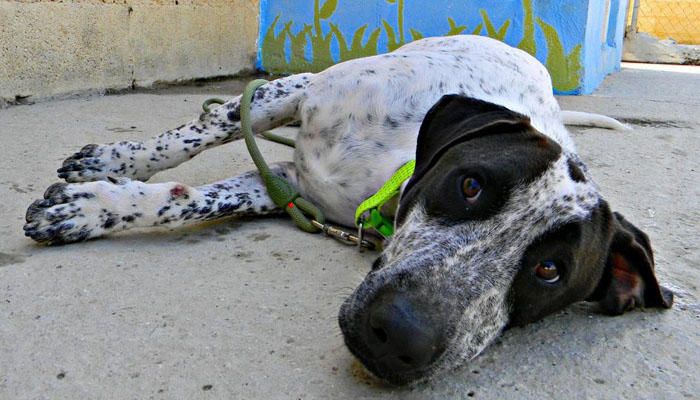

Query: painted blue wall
left=258, top=0, right=628, bottom=94
left=583, top=0, right=628, bottom=92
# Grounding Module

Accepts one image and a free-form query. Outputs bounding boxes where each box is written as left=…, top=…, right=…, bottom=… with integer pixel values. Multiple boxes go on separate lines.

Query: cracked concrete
left=0, top=63, right=698, bottom=399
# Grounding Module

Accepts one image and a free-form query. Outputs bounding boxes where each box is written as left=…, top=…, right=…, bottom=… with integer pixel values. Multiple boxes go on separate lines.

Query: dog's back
left=303, top=35, right=574, bottom=150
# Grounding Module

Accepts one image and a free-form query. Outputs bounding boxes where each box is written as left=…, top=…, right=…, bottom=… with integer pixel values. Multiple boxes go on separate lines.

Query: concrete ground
left=0, top=64, right=698, bottom=399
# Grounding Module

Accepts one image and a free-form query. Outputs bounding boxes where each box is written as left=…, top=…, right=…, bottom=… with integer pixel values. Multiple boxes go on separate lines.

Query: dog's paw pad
left=56, top=142, right=147, bottom=183
left=23, top=183, right=107, bottom=245
left=25, top=199, right=53, bottom=223
left=57, top=144, right=109, bottom=182
left=43, top=182, right=70, bottom=202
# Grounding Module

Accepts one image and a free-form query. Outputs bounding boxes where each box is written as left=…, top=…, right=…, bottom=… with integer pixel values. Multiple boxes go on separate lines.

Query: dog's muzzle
left=362, top=289, right=447, bottom=375
left=340, top=288, right=450, bottom=385
left=338, top=262, right=462, bottom=385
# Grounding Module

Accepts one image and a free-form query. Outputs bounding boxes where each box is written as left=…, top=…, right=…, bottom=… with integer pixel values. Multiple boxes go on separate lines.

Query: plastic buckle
left=368, top=209, right=394, bottom=237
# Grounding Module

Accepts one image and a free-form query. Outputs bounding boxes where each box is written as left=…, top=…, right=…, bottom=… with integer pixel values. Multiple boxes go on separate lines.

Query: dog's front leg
left=25, top=163, right=298, bottom=245
left=57, top=74, right=313, bottom=183
left=56, top=99, right=244, bottom=183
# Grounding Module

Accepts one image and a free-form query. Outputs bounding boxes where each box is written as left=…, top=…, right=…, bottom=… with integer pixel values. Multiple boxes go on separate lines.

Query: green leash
left=239, top=79, right=324, bottom=233
left=354, top=160, right=415, bottom=238
left=202, top=97, right=296, bottom=148
left=202, top=80, right=414, bottom=249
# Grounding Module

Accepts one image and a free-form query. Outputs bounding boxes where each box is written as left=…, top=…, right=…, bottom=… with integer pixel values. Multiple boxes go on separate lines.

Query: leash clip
left=311, top=220, right=377, bottom=251
left=357, top=221, right=365, bottom=252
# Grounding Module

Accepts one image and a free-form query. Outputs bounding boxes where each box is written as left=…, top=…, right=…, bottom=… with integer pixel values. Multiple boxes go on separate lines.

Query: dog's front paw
left=57, top=142, right=151, bottom=183
left=23, top=181, right=130, bottom=245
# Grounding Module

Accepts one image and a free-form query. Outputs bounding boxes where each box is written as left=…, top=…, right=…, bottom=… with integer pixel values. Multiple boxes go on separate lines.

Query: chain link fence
left=628, top=0, right=700, bottom=45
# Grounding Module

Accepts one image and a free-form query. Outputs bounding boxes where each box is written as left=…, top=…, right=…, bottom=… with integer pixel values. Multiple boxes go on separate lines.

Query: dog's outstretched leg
left=25, top=163, right=297, bottom=245
left=57, top=74, right=313, bottom=183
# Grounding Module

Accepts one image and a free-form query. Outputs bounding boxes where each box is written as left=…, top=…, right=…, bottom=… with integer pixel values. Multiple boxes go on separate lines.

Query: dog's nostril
left=372, top=327, right=388, bottom=343
left=398, top=355, right=414, bottom=365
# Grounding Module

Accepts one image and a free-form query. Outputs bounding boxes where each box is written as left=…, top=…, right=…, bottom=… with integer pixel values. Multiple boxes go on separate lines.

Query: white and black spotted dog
left=24, top=36, right=673, bottom=385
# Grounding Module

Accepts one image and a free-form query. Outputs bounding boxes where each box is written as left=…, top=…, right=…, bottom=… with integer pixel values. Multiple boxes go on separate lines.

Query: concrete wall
left=0, top=0, right=260, bottom=105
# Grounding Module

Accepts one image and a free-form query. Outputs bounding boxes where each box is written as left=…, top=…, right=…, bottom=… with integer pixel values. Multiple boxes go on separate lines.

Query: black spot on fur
left=567, top=159, right=587, bottom=183
left=384, top=116, right=400, bottom=128
left=103, top=217, right=117, bottom=229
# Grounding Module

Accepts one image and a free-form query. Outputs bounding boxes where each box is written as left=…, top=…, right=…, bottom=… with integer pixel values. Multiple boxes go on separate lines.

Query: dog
left=23, top=35, right=673, bottom=385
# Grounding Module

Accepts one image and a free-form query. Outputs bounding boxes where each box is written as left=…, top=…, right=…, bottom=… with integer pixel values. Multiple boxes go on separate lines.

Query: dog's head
left=338, top=95, right=673, bottom=385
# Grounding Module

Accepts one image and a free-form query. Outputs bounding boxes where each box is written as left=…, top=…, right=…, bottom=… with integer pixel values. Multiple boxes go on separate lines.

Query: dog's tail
left=561, top=111, right=632, bottom=131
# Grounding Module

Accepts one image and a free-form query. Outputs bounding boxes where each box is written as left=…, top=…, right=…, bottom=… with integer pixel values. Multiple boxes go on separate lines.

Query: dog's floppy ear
left=415, top=95, right=531, bottom=167
left=594, top=212, right=673, bottom=315
left=409, top=95, right=533, bottom=190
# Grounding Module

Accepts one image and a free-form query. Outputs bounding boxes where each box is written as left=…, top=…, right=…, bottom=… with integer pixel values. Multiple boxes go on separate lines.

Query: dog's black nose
left=364, top=291, right=446, bottom=373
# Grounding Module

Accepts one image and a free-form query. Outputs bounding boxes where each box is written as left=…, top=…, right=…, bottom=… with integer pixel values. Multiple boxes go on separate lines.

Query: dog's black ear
left=410, top=95, right=534, bottom=190
left=415, top=95, right=532, bottom=167
left=593, top=212, right=673, bottom=315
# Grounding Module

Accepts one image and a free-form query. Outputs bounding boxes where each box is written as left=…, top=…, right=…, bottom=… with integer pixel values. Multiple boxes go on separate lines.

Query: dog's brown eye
left=462, top=177, right=482, bottom=202
left=535, top=261, right=560, bottom=283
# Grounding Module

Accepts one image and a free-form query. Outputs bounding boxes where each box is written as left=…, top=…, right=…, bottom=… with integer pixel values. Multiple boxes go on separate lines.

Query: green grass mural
left=517, top=0, right=537, bottom=56
left=331, top=23, right=382, bottom=61
left=480, top=9, right=511, bottom=41
left=537, top=18, right=583, bottom=92
left=260, top=0, right=583, bottom=92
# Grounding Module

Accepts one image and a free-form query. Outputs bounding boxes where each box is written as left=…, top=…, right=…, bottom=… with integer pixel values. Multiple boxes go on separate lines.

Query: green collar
left=354, top=160, right=416, bottom=237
